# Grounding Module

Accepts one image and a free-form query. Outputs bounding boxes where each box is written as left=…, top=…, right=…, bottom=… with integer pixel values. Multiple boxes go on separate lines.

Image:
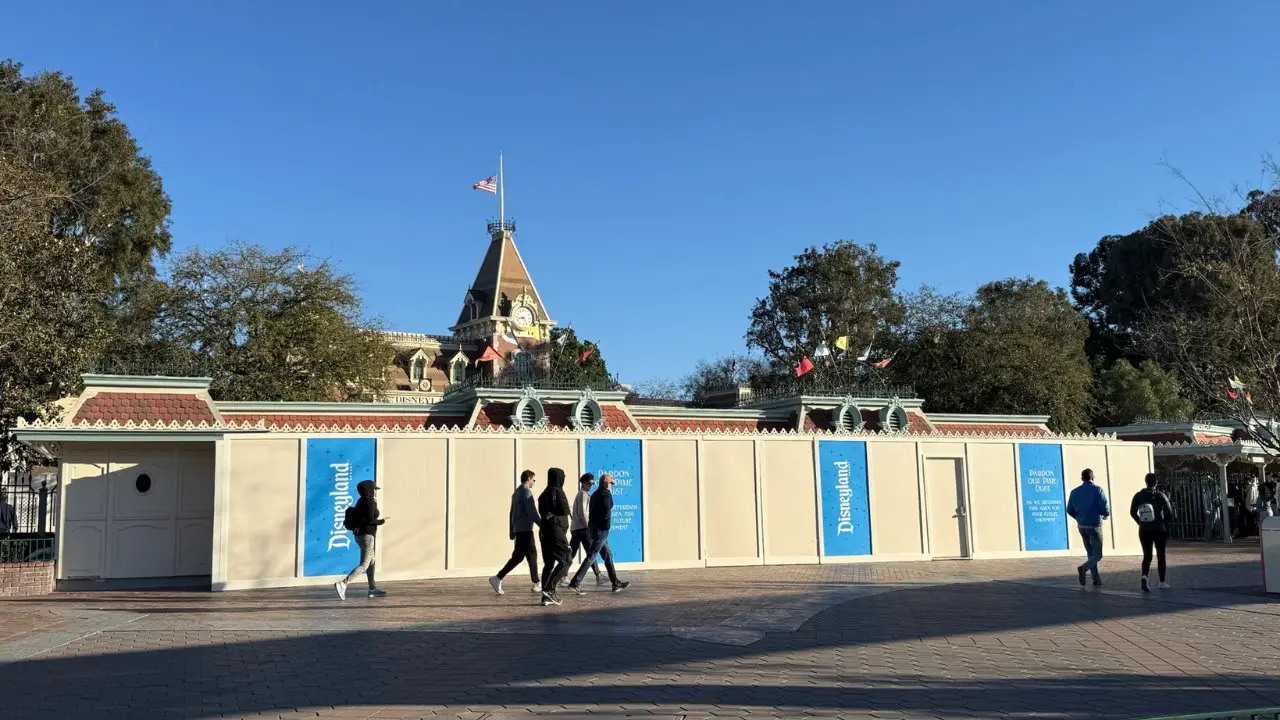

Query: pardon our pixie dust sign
left=584, top=438, right=643, bottom=563
left=303, top=438, right=377, bottom=577
left=817, top=440, right=872, bottom=556
left=1018, top=443, right=1068, bottom=551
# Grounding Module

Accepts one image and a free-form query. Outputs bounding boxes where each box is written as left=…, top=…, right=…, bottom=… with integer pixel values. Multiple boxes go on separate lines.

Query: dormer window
left=450, top=357, right=467, bottom=384
left=411, top=358, right=425, bottom=381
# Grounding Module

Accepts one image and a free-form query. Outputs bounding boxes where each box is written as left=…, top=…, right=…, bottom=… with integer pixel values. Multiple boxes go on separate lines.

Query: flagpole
left=498, top=151, right=505, bottom=228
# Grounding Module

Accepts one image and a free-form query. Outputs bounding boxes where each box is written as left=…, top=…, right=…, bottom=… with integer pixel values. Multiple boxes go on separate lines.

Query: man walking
left=1130, top=472, right=1175, bottom=592
left=567, top=473, right=604, bottom=587
left=490, top=470, right=541, bottom=595
left=334, top=480, right=388, bottom=600
left=566, top=473, right=630, bottom=594
left=1067, top=468, right=1111, bottom=586
left=537, top=467, right=572, bottom=606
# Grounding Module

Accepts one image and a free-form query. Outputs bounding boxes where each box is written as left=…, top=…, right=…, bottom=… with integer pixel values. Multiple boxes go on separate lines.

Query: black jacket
left=1129, top=487, right=1175, bottom=533
left=353, top=480, right=385, bottom=536
left=589, top=485, right=613, bottom=531
left=538, top=467, right=570, bottom=540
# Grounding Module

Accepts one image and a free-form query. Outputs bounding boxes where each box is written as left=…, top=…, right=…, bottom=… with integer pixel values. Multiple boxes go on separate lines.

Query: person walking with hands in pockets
left=1067, top=468, right=1110, bottom=587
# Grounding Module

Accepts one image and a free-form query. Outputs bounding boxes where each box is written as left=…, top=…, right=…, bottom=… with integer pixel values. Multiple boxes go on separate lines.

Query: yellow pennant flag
left=834, top=336, right=851, bottom=351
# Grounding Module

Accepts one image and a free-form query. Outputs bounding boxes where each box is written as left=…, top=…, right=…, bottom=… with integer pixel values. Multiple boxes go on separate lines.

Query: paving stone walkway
left=1, top=542, right=1277, bottom=719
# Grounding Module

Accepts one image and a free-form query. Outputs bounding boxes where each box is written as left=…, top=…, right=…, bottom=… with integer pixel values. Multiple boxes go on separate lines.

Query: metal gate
left=1156, top=469, right=1257, bottom=541
left=0, top=465, right=58, bottom=563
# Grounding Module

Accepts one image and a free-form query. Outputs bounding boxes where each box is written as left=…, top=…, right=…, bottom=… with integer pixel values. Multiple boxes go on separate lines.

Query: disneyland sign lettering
left=818, top=441, right=872, bottom=556
left=304, top=438, right=377, bottom=576
left=326, top=462, right=354, bottom=552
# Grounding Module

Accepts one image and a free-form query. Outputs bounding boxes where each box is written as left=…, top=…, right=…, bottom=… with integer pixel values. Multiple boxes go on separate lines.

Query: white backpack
left=1136, top=502, right=1156, bottom=523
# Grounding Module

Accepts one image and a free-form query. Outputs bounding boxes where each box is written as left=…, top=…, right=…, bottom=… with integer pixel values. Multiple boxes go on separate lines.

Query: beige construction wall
left=226, top=438, right=299, bottom=583
left=701, top=440, right=760, bottom=565
left=868, top=441, right=925, bottom=557
left=966, top=443, right=1020, bottom=556
left=188, top=433, right=1157, bottom=590
left=760, top=440, right=818, bottom=563
left=379, top=438, right=448, bottom=579
left=645, top=439, right=700, bottom=564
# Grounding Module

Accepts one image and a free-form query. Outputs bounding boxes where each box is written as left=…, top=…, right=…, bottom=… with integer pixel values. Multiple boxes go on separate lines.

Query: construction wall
left=199, top=431, right=1153, bottom=591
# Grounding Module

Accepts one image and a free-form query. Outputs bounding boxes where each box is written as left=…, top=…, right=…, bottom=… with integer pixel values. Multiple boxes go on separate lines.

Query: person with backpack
left=1130, top=472, right=1175, bottom=592
left=1066, top=468, right=1111, bottom=587
left=335, top=480, right=388, bottom=600
left=489, top=469, right=541, bottom=595
left=536, top=467, right=572, bottom=607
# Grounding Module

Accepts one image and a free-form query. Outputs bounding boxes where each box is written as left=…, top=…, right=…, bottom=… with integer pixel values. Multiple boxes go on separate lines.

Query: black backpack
left=342, top=504, right=361, bottom=532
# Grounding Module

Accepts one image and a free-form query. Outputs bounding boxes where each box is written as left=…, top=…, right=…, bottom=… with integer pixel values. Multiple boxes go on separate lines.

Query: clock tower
left=450, top=221, right=556, bottom=354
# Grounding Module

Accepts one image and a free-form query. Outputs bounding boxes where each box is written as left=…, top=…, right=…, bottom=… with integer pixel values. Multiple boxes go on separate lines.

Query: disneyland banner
left=584, top=438, right=644, bottom=563
left=817, top=440, right=873, bottom=556
left=1017, top=443, right=1068, bottom=551
left=303, top=438, right=377, bottom=576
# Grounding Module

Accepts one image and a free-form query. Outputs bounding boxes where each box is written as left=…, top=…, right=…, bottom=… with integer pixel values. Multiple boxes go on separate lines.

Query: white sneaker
left=531, top=583, right=542, bottom=593
left=334, top=581, right=347, bottom=600
left=1159, top=582, right=1170, bottom=589
left=488, top=576, right=503, bottom=595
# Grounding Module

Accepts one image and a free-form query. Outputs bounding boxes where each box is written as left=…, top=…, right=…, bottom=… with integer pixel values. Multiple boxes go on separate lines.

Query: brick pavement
left=1, top=542, right=1277, bottom=719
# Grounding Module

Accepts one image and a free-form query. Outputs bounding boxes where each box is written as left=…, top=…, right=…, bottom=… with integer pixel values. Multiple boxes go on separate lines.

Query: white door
left=926, top=458, right=970, bottom=559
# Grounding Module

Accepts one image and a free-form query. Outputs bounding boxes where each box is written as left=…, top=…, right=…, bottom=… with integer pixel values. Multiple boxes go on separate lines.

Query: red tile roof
left=932, top=422, right=1051, bottom=437
left=1117, top=432, right=1196, bottom=444
left=602, top=405, right=638, bottom=431
left=226, top=414, right=464, bottom=430
left=475, top=402, right=514, bottom=428
left=635, top=418, right=763, bottom=432
left=74, top=392, right=217, bottom=426
left=475, top=402, right=638, bottom=430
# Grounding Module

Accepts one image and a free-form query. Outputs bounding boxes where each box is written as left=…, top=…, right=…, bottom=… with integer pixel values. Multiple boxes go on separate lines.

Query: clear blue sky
left=5, top=2, right=1279, bottom=385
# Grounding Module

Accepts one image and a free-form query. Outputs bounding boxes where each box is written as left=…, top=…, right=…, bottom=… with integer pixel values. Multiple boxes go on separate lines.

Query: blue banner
left=584, top=438, right=643, bottom=563
left=817, top=440, right=872, bottom=556
left=303, top=438, right=377, bottom=577
left=1018, top=443, right=1068, bottom=551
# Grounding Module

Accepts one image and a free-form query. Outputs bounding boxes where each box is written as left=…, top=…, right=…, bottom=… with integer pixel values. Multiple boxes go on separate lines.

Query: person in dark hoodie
left=537, top=467, right=572, bottom=606
left=335, top=480, right=387, bottom=600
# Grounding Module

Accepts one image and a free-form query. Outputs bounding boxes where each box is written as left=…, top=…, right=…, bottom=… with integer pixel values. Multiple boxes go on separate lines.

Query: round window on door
left=135, top=473, right=152, bottom=494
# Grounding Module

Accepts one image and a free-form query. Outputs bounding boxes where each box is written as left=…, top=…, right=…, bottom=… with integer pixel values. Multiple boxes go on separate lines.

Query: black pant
left=496, top=530, right=538, bottom=582
left=570, top=527, right=619, bottom=587
left=539, top=532, right=571, bottom=592
left=1139, top=528, right=1169, bottom=582
left=569, top=528, right=600, bottom=579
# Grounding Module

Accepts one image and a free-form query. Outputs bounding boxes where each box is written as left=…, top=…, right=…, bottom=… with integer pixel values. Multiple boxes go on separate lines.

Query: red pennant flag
left=795, top=356, right=815, bottom=377
left=478, top=345, right=502, bottom=363
left=1227, top=388, right=1238, bottom=400
left=873, top=356, right=893, bottom=370
left=578, top=348, right=594, bottom=364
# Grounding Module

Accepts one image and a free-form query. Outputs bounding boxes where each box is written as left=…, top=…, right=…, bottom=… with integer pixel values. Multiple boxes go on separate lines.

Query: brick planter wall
left=0, top=562, right=55, bottom=597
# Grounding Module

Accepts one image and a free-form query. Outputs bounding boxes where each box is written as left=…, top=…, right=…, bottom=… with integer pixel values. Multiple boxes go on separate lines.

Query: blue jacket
left=1067, top=482, right=1111, bottom=527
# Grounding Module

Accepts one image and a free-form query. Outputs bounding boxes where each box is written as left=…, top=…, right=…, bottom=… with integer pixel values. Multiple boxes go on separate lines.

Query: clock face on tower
left=511, top=305, right=535, bottom=330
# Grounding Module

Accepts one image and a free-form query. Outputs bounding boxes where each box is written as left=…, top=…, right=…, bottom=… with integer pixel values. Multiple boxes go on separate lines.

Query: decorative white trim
left=511, top=387, right=548, bottom=430
left=834, top=396, right=865, bottom=434
left=570, top=389, right=605, bottom=431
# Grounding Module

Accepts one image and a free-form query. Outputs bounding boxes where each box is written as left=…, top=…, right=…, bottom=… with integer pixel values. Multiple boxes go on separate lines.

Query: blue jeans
left=570, top=528, right=619, bottom=587
left=1079, top=526, right=1104, bottom=581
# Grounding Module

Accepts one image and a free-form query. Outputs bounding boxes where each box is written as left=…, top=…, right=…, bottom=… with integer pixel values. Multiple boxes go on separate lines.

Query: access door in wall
left=925, top=457, right=970, bottom=559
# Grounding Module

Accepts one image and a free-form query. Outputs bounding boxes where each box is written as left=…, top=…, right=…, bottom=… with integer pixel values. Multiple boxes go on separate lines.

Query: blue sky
left=5, top=2, right=1279, bottom=385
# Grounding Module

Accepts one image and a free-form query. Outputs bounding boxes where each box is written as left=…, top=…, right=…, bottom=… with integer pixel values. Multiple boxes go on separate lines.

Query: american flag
left=473, top=176, right=497, bottom=194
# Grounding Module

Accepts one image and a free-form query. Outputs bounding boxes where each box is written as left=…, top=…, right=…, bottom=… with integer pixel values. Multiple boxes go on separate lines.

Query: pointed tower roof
left=452, top=222, right=553, bottom=330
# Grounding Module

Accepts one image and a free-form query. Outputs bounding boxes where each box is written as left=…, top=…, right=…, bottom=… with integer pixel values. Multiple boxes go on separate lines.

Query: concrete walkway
left=1, top=542, right=1276, bottom=719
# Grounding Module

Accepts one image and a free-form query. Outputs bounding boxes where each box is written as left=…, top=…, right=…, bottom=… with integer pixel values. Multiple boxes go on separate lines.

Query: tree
left=545, top=327, right=614, bottom=388
left=900, top=279, right=1094, bottom=433
left=0, top=60, right=171, bottom=282
left=0, top=150, right=107, bottom=469
left=147, top=243, right=392, bottom=402
left=746, top=241, right=903, bottom=382
left=0, top=60, right=171, bottom=469
left=1094, top=359, right=1194, bottom=427
left=1134, top=180, right=1280, bottom=454
left=682, top=354, right=770, bottom=404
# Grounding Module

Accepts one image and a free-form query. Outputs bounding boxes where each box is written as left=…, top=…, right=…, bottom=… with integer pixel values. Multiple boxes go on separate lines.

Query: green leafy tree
left=746, top=241, right=903, bottom=383
left=0, top=60, right=171, bottom=469
left=1094, top=359, right=1194, bottom=427
left=546, top=327, right=614, bottom=388
left=150, top=243, right=392, bottom=401
left=681, top=354, right=769, bottom=404
left=900, top=279, right=1094, bottom=433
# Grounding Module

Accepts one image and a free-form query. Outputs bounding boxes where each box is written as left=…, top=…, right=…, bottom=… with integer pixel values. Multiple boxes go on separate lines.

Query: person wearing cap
left=335, top=479, right=388, bottom=600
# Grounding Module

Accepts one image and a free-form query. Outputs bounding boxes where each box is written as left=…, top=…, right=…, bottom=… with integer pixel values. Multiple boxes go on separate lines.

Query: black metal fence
left=1155, top=469, right=1258, bottom=541
left=1, top=465, right=58, bottom=563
